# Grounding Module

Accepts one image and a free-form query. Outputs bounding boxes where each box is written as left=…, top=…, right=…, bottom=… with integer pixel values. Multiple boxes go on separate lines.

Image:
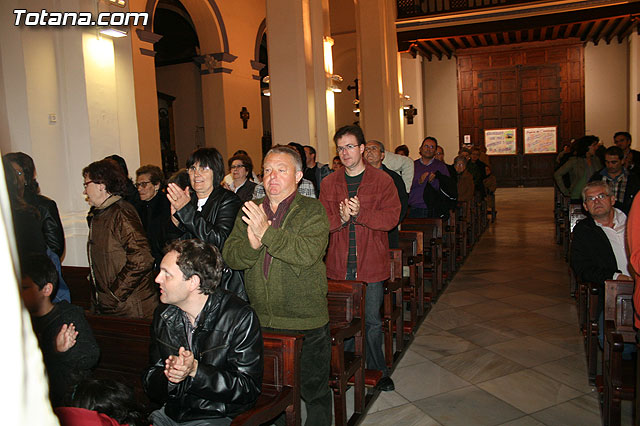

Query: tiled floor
left=360, top=187, right=621, bottom=426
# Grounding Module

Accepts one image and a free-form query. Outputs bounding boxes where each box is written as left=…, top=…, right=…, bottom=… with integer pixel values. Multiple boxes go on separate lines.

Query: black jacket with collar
left=173, top=187, right=247, bottom=300
left=143, top=289, right=263, bottom=422
left=25, top=191, right=65, bottom=258
left=570, top=215, right=620, bottom=286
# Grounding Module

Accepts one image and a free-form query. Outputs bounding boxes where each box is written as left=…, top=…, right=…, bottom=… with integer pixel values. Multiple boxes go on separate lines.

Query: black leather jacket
left=26, top=192, right=65, bottom=258
left=173, top=187, right=247, bottom=301
left=143, top=289, right=263, bottom=421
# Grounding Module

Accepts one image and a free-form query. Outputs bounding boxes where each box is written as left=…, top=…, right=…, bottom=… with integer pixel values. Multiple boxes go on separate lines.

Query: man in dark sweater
left=20, top=254, right=99, bottom=406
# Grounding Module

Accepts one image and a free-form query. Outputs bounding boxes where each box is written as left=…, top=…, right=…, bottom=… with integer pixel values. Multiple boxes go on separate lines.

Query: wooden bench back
left=401, top=218, right=443, bottom=241
left=61, top=266, right=92, bottom=310
left=260, top=332, right=304, bottom=397
left=604, top=280, right=635, bottom=333
left=398, top=230, right=423, bottom=259
left=568, top=203, right=586, bottom=233
left=389, top=249, right=402, bottom=281
left=327, top=280, right=365, bottom=327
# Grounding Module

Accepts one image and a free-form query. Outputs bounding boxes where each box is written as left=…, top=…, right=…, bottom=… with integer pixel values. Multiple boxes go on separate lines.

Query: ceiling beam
left=425, top=40, right=443, bottom=60
left=551, top=25, right=561, bottom=40
left=618, top=18, right=636, bottom=42
left=503, top=31, right=510, bottom=44
left=584, top=19, right=605, bottom=43
left=432, top=39, right=452, bottom=59
left=515, top=30, right=522, bottom=43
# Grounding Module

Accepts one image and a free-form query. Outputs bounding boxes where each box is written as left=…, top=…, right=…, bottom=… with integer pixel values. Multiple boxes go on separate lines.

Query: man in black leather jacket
left=143, top=239, right=263, bottom=425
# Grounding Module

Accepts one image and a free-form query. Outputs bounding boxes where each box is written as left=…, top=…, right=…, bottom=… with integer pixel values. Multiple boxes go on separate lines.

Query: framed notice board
left=484, top=128, right=517, bottom=155
left=524, top=126, right=557, bottom=154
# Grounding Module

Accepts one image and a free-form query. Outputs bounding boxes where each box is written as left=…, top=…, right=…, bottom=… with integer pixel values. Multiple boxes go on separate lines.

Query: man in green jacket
left=223, top=145, right=331, bottom=426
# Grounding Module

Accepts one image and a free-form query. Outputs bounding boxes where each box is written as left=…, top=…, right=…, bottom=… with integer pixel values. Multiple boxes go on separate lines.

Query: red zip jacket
left=627, top=195, right=640, bottom=328
left=320, top=164, right=401, bottom=282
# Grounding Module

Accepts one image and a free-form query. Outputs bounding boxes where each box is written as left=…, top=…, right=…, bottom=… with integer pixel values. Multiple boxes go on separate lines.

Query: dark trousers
left=265, top=323, right=332, bottom=426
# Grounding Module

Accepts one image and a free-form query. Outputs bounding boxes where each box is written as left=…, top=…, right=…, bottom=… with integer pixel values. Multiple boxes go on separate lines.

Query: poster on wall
left=524, top=126, right=557, bottom=154
left=484, top=128, right=517, bottom=155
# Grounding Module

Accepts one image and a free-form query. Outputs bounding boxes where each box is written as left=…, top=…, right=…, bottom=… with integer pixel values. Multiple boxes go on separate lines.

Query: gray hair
left=265, top=145, right=303, bottom=172
left=581, top=180, right=612, bottom=201
left=453, top=155, right=468, bottom=166
left=367, top=140, right=385, bottom=153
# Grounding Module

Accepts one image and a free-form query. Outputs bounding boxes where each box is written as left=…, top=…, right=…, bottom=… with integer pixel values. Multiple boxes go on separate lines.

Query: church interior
left=2, top=0, right=640, bottom=423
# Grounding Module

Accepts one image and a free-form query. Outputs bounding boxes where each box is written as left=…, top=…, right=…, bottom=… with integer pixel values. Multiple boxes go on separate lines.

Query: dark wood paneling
left=456, top=41, right=585, bottom=187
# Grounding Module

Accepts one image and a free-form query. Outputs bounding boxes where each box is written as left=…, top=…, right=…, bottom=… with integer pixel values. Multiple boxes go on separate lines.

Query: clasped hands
left=165, top=346, right=198, bottom=384
left=242, top=201, right=271, bottom=250
left=339, top=196, right=360, bottom=224
left=166, top=183, right=191, bottom=226
left=418, top=171, right=436, bottom=185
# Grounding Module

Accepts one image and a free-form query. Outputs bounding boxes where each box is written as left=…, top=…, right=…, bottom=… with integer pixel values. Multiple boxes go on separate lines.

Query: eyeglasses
left=422, top=145, right=436, bottom=150
left=82, top=180, right=95, bottom=189
left=585, top=193, right=609, bottom=202
left=135, top=181, right=152, bottom=188
left=188, top=165, right=211, bottom=174
left=336, top=144, right=359, bottom=153
left=364, top=146, right=380, bottom=153
left=230, top=165, right=246, bottom=170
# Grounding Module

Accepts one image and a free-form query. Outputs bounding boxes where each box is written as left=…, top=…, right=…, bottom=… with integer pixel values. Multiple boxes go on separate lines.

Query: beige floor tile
left=448, top=322, right=526, bottom=347
left=486, top=312, right=566, bottom=335
left=366, top=390, right=410, bottom=414
left=410, top=331, right=479, bottom=360
left=459, top=300, right=528, bottom=320
left=532, top=354, right=595, bottom=393
left=498, top=293, right=565, bottom=310
left=533, top=325, right=585, bottom=354
left=477, top=369, right=583, bottom=414
left=467, top=284, right=526, bottom=299
left=414, top=386, right=524, bottom=426
left=530, top=394, right=601, bottom=426
left=497, top=416, right=546, bottom=426
left=533, top=303, right=578, bottom=324
left=392, top=360, right=470, bottom=402
left=422, top=308, right=483, bottom=331
left=438, top=290, right=490, bottom=307
left=486, top=336, right=573, bottom=367
left=433, top=348, right=525, bottom=383
left=360, top=403, right=441, bottom=426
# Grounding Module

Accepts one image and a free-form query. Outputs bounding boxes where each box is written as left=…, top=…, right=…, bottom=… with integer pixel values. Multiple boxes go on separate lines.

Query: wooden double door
left=457, top=42, right=585, bottom=187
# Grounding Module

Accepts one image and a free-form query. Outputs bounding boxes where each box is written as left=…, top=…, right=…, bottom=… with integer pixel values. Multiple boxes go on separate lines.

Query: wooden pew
left=85, top=313, right=152, bottom=404
left=231, top=332, right=304, bottom=426
left=458, top=201, right=475, bottom=249
left=455, top=202, right=469, bottom=262
left=327, top=280, right=366, bottom=426
left=398, top=230, right=425, bottom=332
left=401, top=218, right=444, bottom=300
left=443, top=213, right=457, bottom=279
left=61, top=265, right=92, bottom=310
left=601, top=279, right=635, bottom=426
left=383, top=249, right=404, bottom=369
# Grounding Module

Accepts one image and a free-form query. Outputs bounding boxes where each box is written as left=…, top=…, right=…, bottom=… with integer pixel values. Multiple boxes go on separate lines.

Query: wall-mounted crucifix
left=240, top=107, right=250, bottom=129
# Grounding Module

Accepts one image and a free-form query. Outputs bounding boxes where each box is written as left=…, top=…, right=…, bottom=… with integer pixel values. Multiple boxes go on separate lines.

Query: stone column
left=353, top=0, right=403, bottom=148
left=266, top=0, right=333, bottom=161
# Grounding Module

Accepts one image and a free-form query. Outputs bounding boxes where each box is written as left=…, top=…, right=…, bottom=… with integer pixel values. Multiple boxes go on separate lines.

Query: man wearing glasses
left=320, top=125, right=401, bottom=392
left=407, top=136, right=450, bottom=218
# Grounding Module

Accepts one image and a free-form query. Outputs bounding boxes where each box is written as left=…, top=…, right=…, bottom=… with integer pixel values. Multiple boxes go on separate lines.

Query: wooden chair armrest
left=384, top=278, right=402, bottom=292
left=230, top=388, right=293, bottom=426
left=331, top=320, right=362, bottom=343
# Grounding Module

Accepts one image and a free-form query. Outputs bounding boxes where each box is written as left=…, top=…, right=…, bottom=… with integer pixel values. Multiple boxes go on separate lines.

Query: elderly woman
left=166, top=148, right=245, bottom=299
left=454, top=155, right=475, bottom=203
left=83, top=159, right=158, bottom=318
left=135, top=165, right=173, bottom=268
left=227, top=153, right=257, bottom=202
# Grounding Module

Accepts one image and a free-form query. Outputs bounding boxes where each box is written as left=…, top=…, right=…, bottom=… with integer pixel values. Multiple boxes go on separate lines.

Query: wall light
left=99, top=28, right=127, bottom=38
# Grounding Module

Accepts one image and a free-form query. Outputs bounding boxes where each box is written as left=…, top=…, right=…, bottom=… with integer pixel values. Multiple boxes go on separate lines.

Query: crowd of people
left=6, top=128, right=504, bottom=425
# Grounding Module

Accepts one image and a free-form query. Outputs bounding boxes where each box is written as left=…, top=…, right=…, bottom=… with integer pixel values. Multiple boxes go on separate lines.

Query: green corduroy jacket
left=223, top=193, right=330, bottom=330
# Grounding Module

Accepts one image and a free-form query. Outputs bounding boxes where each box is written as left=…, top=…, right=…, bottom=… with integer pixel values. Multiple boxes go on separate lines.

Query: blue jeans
left=346, top=281, right=388, bottom=377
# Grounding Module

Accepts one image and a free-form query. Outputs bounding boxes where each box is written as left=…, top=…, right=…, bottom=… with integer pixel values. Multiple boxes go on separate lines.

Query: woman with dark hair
left=83, top=159, right=158, bottom=318
left=55, top=378, right=147, bottom=426
left=3, top=158, right=47, bottom=259
left=4, top=152, right=65, bottom=258
left=166, top=148, right=246, bottom=300
left=135, top=165, right=172, bottom=268
left=227, top=153, right=257, bottom=202
left=554, top=135, right=602, bottom=201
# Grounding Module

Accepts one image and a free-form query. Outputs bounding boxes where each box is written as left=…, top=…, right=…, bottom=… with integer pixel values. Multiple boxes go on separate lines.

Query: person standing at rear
left=320, top=125, right=400, bottom=392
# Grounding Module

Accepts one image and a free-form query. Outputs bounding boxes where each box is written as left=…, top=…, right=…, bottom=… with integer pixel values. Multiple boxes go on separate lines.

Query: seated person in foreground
left=143, top=239, right=263, bottom=426
left=20, top=254, right=99, bottom=407
left=55, top=378, right=147, bottom=426
left=570, top=181, right=635, bottom=355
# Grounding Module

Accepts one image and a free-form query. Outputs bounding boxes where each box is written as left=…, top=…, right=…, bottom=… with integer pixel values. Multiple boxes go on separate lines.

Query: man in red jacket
left=320, top=125, right=401, bottom=391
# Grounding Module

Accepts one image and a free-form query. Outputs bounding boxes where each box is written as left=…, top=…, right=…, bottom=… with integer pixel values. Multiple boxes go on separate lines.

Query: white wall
left=423, top=57, right=459, bottom=164
left=585, top=41, right=629, bottom=145
left=401, top=52, right=425, bottom=153
left=630, top=34, right=640, bottom=148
